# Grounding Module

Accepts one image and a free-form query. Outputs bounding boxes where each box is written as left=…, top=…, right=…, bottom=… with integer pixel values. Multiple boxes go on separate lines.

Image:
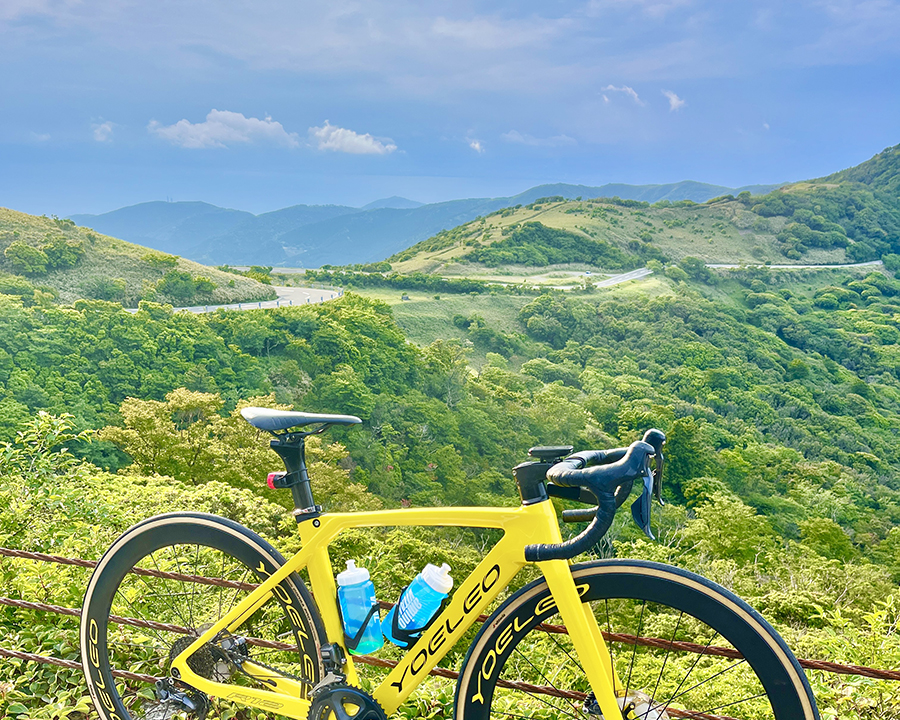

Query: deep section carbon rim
left=81, top=514, right=324, bottom=720
left=456, top=560, right=818, bottom=720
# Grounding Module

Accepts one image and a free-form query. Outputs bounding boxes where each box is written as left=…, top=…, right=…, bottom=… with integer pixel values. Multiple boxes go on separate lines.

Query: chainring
left=308, top=684, right=387, bottom=720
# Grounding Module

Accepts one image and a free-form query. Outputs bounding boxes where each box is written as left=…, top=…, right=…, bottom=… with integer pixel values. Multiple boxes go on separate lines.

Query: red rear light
left=267, top=471, right=286, bottom=489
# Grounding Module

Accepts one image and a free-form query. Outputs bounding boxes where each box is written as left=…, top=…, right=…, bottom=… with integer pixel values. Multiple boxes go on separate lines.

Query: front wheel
left=80, top=512, right=326, bottom=720
left=456, top=559, right=819, bottom=720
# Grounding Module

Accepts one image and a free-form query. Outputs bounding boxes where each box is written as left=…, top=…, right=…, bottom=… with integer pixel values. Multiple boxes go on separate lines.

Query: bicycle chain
left=226, top=640, right=315, bottom=688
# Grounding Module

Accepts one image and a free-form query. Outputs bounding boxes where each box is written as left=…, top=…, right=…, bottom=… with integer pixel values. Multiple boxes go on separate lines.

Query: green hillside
left=0, top=207, right=275, bottom=307
left=5, top=149, right=900, bottom=719
left=824, top=143, right=900, bottom=195
left=390, top=143, right=900, bottom=274
left=4, top=276, right=900, bottom=716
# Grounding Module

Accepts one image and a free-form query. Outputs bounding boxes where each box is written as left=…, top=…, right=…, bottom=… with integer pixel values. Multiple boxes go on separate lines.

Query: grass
left=355, top=273, right=678, bottom=352
left=592, top=274, right=675, bottom=300
left=389, top=197, right=851, bottom=275
left=0, top=207, right=274, bottom=306
left=354, top=288, right=535, bottom=346
left=358, top=263, right=885, bottom=354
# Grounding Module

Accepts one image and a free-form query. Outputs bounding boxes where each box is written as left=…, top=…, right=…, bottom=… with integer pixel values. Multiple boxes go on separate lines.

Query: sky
left=1, top=0, right=899, bottom=216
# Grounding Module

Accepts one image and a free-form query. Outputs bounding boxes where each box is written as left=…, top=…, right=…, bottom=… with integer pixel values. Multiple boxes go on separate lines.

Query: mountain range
left=69, top=181, right=778, bottom=268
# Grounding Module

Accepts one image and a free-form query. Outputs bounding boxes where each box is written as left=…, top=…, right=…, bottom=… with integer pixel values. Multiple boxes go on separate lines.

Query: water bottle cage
left=337, top=601, right=381, bottom=653
left=389, top=585, right=447, bottom=650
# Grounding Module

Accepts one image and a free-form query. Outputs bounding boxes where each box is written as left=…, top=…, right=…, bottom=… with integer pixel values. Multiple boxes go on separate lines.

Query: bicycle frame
left=170, top=502, right=625, bottom=719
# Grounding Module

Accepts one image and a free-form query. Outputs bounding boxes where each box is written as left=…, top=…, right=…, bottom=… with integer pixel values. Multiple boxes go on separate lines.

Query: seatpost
left=270, top=435, right=320, bottom=518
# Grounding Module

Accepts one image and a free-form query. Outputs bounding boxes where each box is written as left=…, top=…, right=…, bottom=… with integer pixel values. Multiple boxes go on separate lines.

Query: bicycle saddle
left=241, top=407, right=362, bottom=432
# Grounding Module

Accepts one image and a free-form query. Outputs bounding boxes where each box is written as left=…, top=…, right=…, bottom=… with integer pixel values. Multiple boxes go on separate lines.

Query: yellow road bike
left=81, top=408, right=820, bottom=720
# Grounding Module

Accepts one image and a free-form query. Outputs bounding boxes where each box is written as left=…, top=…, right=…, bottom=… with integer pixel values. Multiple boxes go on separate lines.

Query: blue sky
left=2, top=0, right=899, bottom=216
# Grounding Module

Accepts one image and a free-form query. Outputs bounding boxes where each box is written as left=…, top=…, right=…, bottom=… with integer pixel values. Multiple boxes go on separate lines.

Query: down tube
left=373, top=541, right=523, bottom=714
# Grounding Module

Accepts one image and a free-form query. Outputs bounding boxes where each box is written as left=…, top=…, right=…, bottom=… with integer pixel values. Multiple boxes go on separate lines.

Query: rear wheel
left=81, top=513, right=326, bottom=720
left=456, top=560, right=819, bottom=720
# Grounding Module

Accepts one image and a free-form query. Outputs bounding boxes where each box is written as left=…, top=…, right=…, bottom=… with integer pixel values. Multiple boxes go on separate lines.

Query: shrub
left=4, top=242, right=48, bottom=275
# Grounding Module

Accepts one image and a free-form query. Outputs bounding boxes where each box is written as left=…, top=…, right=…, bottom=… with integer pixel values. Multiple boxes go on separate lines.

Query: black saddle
left=241, top=407, right=362, bottom=432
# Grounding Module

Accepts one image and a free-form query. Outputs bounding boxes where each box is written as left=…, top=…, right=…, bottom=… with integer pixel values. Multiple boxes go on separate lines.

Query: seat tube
left=305, top=542, right=361, bottom=686
left=270, top=437, right=316, bottom=513
left=539, top=559, right=622, bottom=719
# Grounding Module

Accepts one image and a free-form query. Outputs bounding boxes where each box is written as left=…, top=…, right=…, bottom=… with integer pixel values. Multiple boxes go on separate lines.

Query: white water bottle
left=383, top=563, right=453, bottom=647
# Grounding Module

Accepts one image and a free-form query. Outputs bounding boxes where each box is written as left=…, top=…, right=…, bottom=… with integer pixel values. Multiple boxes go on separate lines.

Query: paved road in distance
left=125, top=286, right=341, bottom=314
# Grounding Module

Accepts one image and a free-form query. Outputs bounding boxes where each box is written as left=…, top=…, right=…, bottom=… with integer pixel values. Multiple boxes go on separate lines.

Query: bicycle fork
left=539, top=559, right=625, bottom=720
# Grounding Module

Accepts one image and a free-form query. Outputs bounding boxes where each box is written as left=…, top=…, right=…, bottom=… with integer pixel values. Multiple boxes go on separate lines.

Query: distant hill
left=0, top=207, right=274, bottom=307
left=69, top=180, right=781, bottom=267
left=822, top=144, right=900, bottom=197
left=362, top=196, right=424, bottom=210
left=390, top=143, right=900, bottom=273
left=505, top=181, right=779, bottom=206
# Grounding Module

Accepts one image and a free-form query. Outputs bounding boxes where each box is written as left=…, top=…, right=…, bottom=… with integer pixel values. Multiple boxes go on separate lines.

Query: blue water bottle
left=383, top=563, right=453, bottom=647
left=336, top=560, right=383, bottom=655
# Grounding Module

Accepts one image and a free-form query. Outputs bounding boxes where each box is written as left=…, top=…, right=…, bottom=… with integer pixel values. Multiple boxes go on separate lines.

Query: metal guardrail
left=1, top=545, right=896, bottom=720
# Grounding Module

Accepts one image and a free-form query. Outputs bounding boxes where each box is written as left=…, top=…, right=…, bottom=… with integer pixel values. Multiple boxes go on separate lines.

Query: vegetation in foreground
left=0, top=207, right=275, bottom=307
left=2, top=268, right=900, bottom=716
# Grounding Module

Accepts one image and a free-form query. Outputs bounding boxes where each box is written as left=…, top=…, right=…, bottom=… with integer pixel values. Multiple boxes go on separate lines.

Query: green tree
left=310, top=364, right=376, bottom=419
left=800, top=517, right=856, bottom=561
left=678, top=256, right=715, bottom=284
left=682, top=493, right=775, bottom=563
left=156, top=270, right=197, bottom=301
left=41, top=235, right=84, bottom=269
left=143, top=252, right=179, bottom=270
left=4, top=242, right=48, bottom=275
left=665, top=417, right=709, bottom=498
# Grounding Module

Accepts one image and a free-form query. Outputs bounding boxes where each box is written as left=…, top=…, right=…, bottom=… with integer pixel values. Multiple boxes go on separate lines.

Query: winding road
left=706, top=260, right=883, bottom=270
left=129, top=260, right=880, bottom=315
left=126, top=286, right=341, bottom=314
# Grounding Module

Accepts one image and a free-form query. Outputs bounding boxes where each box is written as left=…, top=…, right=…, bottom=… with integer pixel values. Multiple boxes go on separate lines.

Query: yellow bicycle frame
left=170, top=501, right=625, bottom=719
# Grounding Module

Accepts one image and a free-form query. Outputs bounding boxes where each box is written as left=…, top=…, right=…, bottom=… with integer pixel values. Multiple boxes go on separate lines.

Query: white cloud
left=602, top=84, right=644, bottom=105
left=501, top=130, right=576, bottom=147
left=29, top=131, right=50, bottom=142
left=309, top=121, right=397, bottom=155
left=469, top=139, right=485, bottom=153
left=92, top=121, right=114, bottom=141
left=662, top=90, right=685, bottom=111
left=431, top=15, right=567, bottom=50
left=763, top=122, right=770, bottom=130
left=148, top=109, right=300, bottom=149
left=0, top=0, right=79, bottom=22
left=587, top=0, right=694, bottom=20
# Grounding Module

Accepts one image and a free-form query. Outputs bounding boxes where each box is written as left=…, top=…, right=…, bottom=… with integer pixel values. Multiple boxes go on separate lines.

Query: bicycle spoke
left=143, top=551, right=192, bottom=632
left=543, top=632, right=585, bottom=677
left=667, top=659, right=747, bottom=705
left=493, top=683, right=586, bottom=720
left=188, top=543, right=200, bottom=630
left=657, top=629, right=719, bottom=717
left=510, top=645, right=587, bottom=720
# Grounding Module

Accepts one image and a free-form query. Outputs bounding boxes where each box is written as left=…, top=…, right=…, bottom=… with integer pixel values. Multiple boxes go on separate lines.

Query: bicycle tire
left=80, top=512, right=326, bottom=720
left=455, top=559, right=819, bottom=720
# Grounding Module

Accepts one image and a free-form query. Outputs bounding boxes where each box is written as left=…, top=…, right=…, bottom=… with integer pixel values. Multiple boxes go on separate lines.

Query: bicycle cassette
left=308, top=684, right=387, bottom=720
